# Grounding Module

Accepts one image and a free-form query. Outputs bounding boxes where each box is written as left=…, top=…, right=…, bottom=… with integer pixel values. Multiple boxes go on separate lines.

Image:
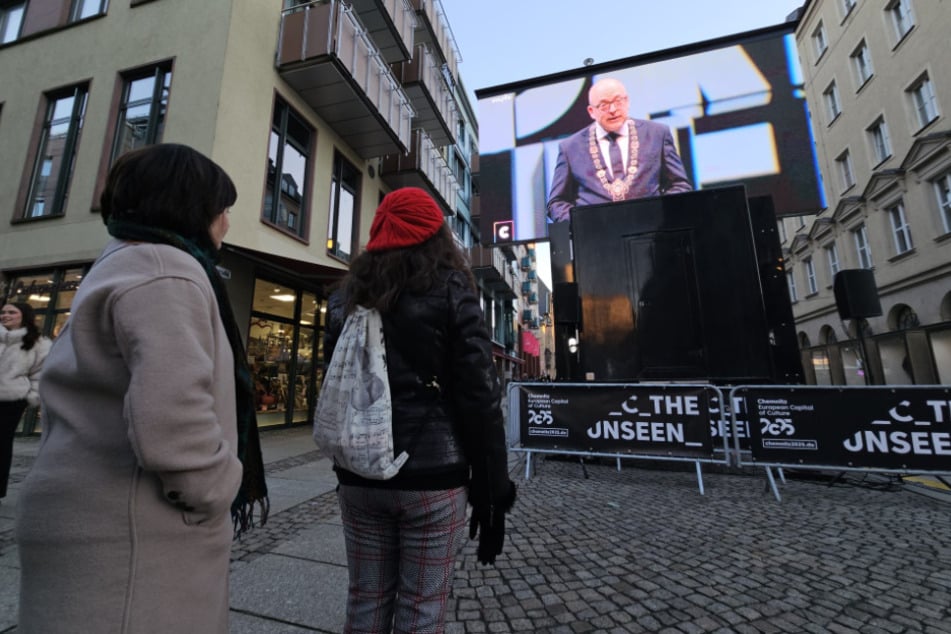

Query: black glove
left=468, top=480, right=516, bottom=565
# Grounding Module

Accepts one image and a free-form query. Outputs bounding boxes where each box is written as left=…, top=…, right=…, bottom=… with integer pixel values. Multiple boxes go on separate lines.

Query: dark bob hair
left=100, top=143, right=237, bottom=243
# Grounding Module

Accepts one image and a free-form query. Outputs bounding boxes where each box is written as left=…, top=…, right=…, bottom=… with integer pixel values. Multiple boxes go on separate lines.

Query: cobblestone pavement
left=8, top=443, right=951, bottom=633
left=231, top=454, right=951, bottom=633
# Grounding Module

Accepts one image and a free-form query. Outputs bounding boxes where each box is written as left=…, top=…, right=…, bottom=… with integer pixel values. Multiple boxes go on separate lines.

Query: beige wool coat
left=16, top=240, right=243, bottom=634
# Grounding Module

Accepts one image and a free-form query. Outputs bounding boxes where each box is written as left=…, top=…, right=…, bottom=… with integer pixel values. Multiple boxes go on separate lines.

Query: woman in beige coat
left=16, top=144, right=268, bottom=633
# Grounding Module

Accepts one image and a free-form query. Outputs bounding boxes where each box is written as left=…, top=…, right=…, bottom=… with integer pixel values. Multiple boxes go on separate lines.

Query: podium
left=553, top=186, right=801, bottom=383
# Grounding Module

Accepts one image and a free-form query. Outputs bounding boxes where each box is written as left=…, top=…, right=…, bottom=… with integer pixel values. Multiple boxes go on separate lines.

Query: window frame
left=907, top=73, right=938, bottom=130
left=20, top=84, right=89, bottom=221
left=823, top=80, right=841, bottom=123
left=887, top=200, right=913, bottom=255
left=326, top=151, right=361, bottom=263
left=69, top=0, right=109, bottom=22
left=836, top=149, right=855, bottom=192
left=812, top=22, right=828, bottom=60
left=851, top=40, right=874, bottom=88
left=805, top=257, right=818, bottom=295
left=0, top=0, right=25, bottom=44
left=852, top=223, right=873, bottom=269
left=934, top=172, right=951, bottom=234
left=263, top=97, right=313, bottom=239
left=825, top=242, right=841, bottom=280
left=109, top=62, right=172, bottom=166
left=885, top=0, right=915, bottom=44
left=866, top=116, right=892, bottom=164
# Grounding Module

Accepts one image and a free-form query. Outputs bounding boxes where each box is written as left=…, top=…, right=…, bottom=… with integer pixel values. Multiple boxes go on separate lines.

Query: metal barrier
left=506, top=382, right=729, bottom=495
left=729, top=384, right=951, bottom=501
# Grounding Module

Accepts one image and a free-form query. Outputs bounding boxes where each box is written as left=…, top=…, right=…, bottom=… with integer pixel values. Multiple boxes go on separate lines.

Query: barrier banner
left=736, top=386, right=951, bottom=470
left=518, top=384, right=714, bottom=458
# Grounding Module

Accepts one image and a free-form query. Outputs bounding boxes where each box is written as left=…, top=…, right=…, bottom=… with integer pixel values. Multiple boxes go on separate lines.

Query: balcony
left=467, top=245, right=516, bottom=299
left=391, top=44, right=457, bottom=147
left=348, top=0, right=417, bottom=63
left=409, top=0, right=460, bottom=82
left=380, top=128, right=458, bottom=210
left=277, top=0, right=415, bottom=159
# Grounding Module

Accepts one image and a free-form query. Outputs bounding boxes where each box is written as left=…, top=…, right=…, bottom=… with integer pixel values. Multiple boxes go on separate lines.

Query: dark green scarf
left=107, top=219, right=268, bottom=536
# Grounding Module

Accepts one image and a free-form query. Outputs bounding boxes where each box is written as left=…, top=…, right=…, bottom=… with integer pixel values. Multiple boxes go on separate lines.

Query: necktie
left=607, top=132, right=624, bottom=180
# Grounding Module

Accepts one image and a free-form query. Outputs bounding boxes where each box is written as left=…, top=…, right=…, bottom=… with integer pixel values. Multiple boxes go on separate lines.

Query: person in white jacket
left=0, top=302, right=51, bottom=499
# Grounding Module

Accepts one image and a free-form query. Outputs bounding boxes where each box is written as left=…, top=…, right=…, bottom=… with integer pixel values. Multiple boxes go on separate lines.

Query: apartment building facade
left=0, top=0, right=525, bottom=431
left=786, top=0, right=951, bottom=385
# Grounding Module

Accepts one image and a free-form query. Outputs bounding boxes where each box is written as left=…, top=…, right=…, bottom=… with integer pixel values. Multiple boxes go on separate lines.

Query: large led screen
left=477, top=24, right=825, bottom=245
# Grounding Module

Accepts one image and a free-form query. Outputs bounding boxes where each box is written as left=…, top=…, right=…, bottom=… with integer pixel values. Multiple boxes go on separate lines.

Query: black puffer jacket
left=324, top=269, right=510, bottom=496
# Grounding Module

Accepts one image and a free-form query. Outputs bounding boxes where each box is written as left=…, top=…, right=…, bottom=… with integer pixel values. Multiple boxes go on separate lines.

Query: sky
left=438, top=0, right=808, bottom=287
left=440, top=1, right=807, bottom=105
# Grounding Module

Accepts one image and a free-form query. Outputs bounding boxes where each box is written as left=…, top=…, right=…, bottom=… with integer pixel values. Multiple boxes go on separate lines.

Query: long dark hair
left=100, top=143, right=237, bottom=251
left=343, top=224, right=476, bottom=314
left=9, top=302, right=40, bottom=351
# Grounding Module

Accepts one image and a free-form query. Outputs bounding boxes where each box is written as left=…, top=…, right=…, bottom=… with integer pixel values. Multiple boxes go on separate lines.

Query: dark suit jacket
left=547, top=119, right=692, bottom=222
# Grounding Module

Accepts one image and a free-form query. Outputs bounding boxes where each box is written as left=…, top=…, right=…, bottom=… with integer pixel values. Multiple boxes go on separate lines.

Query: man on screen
left=547, top=77, right=693, bottom=222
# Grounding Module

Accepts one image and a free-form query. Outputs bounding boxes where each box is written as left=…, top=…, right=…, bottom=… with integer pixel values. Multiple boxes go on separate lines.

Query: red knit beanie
left=366, top=187, right=445, bottom=252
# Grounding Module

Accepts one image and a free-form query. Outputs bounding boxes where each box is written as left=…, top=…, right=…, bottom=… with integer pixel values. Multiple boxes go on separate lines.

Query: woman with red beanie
left=324, top=187, right=516, bottom=633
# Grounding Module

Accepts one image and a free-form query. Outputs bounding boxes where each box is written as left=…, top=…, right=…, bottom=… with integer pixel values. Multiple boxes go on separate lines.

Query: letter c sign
left=494, top=221, right=514, bottom=243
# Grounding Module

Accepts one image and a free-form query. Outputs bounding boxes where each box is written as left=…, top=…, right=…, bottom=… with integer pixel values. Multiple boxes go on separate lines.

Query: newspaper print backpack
left=313, top=305, right=409, bottom=479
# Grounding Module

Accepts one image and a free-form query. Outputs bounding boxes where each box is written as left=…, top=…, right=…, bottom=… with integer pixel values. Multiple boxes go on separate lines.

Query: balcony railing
left=391, top=44, right=457, bottom=146
left=467, top=245, right=516, bottom=299
left=408, top=0, right=460, bottom=82
left=348, top=0, right=417, bottom=63
left=277, top=0, right=415, bottom=158
left=380, top=128, right=458, bottom=210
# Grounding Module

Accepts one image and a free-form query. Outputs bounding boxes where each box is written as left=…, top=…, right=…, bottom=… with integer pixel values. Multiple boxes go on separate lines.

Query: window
left=327, top=152, right=360, bottom=262
left=23, top=85, right=88, bottom=219
left=777, top=219, right=787, bottom=243
left=886, top=0, right=915, bottom=42
left=264, top=98, right=312, bottom=237
left=866, top=117, right=891, bottom=164
left=851, top=41, right=874, bottom=87
left=812, top=22, right=828, bottom=59
left=907, top=74, right=938, bottom=130
left=70, top=0, right=108, bottom=21
left=887, top=200, right=913, bottom=255
left=786, top=270, right=798, bottom=303
left=852, top=223, right=872, bottom=268
left=110, top=63, right=171, bottom=164
left=836, top=150, right=855, bottom=192
left=934, top=172, right=951, bottom=234
left=825, top=242, right=840, bottom=279
left=841, top=0, right=856, bottom=17
left=805, top=257, right=818, bottom=294
left=0, top=1, right=25, bottom=44
left=823, top=81, right=841, bottom=123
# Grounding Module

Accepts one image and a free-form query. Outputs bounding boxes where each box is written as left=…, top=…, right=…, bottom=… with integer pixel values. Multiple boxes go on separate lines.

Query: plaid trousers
left=337, top=485, right=468, bottom=634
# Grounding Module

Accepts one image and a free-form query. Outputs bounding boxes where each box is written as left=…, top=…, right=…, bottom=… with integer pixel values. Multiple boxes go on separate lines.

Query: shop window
left=327, top=152, right=360, bottom=262
left=22, top=84, right=88, bottom=220
left=264, top=98, right=312, bottom=238
left=246, top=279, right=322, bottom=427
left=110, top=62, right=172, bottom=165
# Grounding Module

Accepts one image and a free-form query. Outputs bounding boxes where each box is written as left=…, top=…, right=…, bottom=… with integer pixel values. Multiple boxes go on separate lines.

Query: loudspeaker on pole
left=833, top=269, right=882, bottom=320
